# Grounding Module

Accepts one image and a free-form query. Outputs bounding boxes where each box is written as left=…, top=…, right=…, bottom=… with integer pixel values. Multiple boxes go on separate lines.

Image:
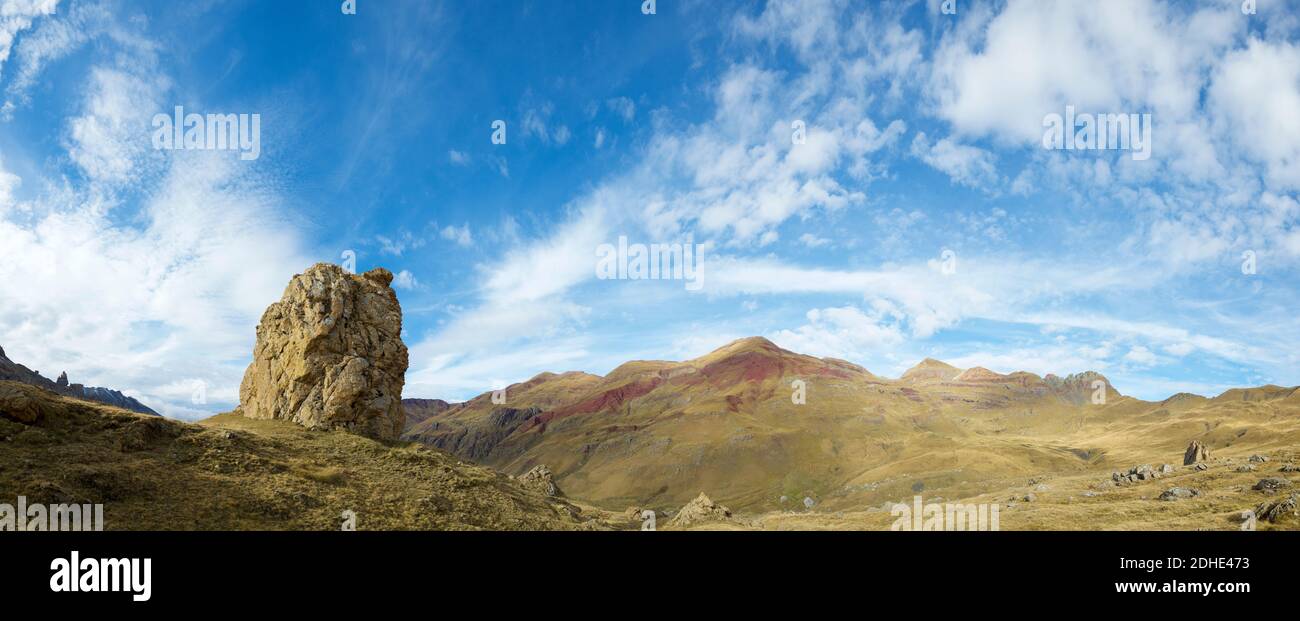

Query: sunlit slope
left=0, top=380, right=604, bottom=530
left=397, top=336, right=1300, bottom=518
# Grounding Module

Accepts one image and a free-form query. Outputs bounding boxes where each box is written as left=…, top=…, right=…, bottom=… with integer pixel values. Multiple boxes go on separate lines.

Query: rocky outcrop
left=1183, top=441, right=1210, bottom=465
left=0, top=382, right=57, bottom=424
left=669, top=492, right=733, bottom=527
left=1111, top=464, right=1166, bottom=485
left=1256, top=494, right=1298, bottom=523
left=1044, top=371, right=1116, bottom=405
left=238, top=263, right=408, bottom=440
left=517, top=465, right=563, bottom=497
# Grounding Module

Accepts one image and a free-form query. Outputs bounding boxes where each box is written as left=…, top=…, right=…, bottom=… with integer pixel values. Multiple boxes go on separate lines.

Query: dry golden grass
left=403, top=338, right=1300, bottom=531
left=0, top=381, right=616, bottom=530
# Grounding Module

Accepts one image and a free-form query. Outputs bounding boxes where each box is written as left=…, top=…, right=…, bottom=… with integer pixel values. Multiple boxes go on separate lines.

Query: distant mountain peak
left=953, top=366, right=1006, bottom=382
left=713, top=336, right=782, bottom=354
left=901, top=358, right=961, bottom=382
left=917, top=357, right=953, bottom=366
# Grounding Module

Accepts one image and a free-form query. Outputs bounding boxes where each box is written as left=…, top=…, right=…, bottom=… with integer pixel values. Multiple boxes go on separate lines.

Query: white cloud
left=393, top=269, right=418, bottom=290
left=1209, top=38, right=1300, bottom=189
left=0, top=151, right=311, bottom=419
left=439, top=223, right=472, bottom=247
left=521, top=102, right=569, bottom=146
left=606, top=96, right=635, bottom=121
left=398, top=0, right=1299, bottom=403
left=943, top=345, right=1113, bottom=380
left=910, top=131, right=1000, bottom=191
left=924, top=0, right=1254, bottom=196
left=377, top=231, right=425, bottom=256
left=798, top=232, right=829, bottom=248
left=0, top=157, right=19, bottom=204
left=0, top=0, right=59, bottom=79
left=770, top=303, right=906, bottom=361
left=0, top=5, right=310, bottom=419
left=1123, top=345, right=1158, bottom=367
left=553, top=124, right=571, bottom=146
left=66, top=67, right=165, bottom=188
left=4, top=0, right=111, bottom=109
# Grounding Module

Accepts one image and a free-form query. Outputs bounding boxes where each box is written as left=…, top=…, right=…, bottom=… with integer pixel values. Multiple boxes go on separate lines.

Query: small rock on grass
left=1253, top=478, right=1292, bottom=493
left=1158, top=487, right=1199, bottom=501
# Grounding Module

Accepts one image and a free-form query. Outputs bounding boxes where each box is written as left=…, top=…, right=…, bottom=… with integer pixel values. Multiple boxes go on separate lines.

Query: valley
left=403, top=336, right=1300, bottom=530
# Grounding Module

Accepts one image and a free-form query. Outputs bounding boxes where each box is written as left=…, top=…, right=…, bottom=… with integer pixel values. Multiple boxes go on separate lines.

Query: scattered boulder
left=1022, top=493, right=1037, bottom=502
left=1236, top=465, right=1257, bottom=473
left=1249, top=454, right=1269, bottom=464
left=238, top=264, right=408, bottom=440
left=1184, top=441, right=1210, bottom=465
left=0, top=386, right=44, bottom=424
left=1159, top=464, right=1174, bottom=474
left=1112, top=464, right=1161, bottom=485
left=1252, top=478, right=1292, bottom=493
left=518, top=465, right=563, bottom=497
left=1194, top=463, right=1209, bottom=471
left=1256, top=494, right=1299, bottom=523
left=670, top=492, right=733, bottom=527
left=1279, top=464, right=1300, bottom=473
left=1158, top=487, right=1199, bottom=501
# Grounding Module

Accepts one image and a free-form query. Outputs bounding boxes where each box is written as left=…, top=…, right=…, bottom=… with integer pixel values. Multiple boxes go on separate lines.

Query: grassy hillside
left=0, top=381, right=611, bottom=530
left=403, top=338, right=1300, bottom=530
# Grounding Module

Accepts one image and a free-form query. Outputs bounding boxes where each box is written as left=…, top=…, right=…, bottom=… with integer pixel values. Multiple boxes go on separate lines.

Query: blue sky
left=1, top=0, right=1299, bottom=418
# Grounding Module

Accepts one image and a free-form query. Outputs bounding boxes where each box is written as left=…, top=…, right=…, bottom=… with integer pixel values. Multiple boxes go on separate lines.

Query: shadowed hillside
left=0, top=380, right=612, bottom=530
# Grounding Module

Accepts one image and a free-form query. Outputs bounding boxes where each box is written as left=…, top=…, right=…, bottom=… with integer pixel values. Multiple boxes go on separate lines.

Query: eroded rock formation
left=239, top=263, right=408, bottom=440
left=1184, top=440, right=1210, bottom=465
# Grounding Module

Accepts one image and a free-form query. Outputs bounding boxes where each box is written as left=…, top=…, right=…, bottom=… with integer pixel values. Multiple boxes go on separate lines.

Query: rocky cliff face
left=239, top=263, right=408, bottom=440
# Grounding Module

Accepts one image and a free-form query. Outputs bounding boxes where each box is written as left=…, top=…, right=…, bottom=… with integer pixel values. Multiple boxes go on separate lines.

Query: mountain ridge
left=403, top=336, right=1274, bottom=512
left=0, top=345, right=158, bottom=416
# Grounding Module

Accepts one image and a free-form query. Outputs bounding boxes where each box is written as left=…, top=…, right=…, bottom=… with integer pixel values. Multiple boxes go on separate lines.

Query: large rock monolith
left=239, top=263, right=408, bottom=440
